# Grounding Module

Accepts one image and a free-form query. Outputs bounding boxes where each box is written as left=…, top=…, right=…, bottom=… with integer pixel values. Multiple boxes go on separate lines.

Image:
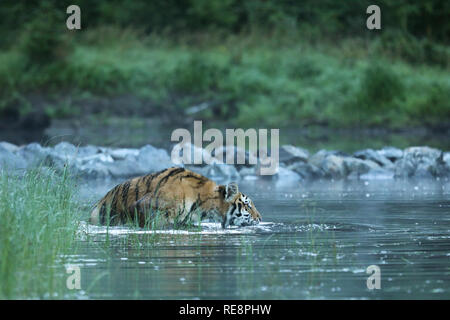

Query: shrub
left=18, top=3, right=67, bottom=66
left=171, top=54, right=229, bottom=93
left=375, top=30, right=449, bottom=67
left=357, top=63, right=405, bottom=112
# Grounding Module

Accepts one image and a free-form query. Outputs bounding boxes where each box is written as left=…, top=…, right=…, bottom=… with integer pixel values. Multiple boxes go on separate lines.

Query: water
left=69, top=178, right=450, bottom=299
left=5, top=118, right=450, bottom=153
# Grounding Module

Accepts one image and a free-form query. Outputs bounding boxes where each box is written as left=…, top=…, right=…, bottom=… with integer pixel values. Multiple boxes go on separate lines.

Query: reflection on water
left=68, top=179, right=450, bottom=299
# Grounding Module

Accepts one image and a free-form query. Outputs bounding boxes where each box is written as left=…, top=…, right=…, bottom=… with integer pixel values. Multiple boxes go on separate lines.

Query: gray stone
left=321, top=155, right=346, bottom=179
left=354, top=149, right=393, bottom=167
left=185, top=163, right=240, bottom=182
left=4, top=141, right=450, bottom=181
left=378, top=147, right=403, bottom=162
left=138, top=144, right=175, bottom=172
left=205, top=163, right=240, bottom=181
left=279, top=145, right=309, bottom=165
left=444, top=152, right=450, bottom=163
left=170, top=142, right=220, bottom=167
left=54, top=142, right=78, bottom=157
left=77, top=145, right=101, bottom=157
left=309, top=150, right=349, bottom=168
left=275, top=167, right=302, bottom=184
left=0, top=141, right=19, bottom=153
left=76, top=162, right=111, bottom=179
left=344, top=157, right=380, bottom=177
left=0, top=144, right=28, bottom=170
left=107, top=160, right=147, bottom=178
left=213, top=145, right=257, bottom=169
left=288, top=162, right=324, bottom=180
left=394, top=146, right=443, bottom=178
left=108, top=148, right=140, bottom=161
left=78, top=153, right=114, bottom=165
left=442, top=152, right=450, bottom=176
left=16, top=143, right=50, bottom=166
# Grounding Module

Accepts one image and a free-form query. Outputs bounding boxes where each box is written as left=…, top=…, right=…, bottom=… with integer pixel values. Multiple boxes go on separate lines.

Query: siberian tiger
left=89, top=167, right=262, bottom=228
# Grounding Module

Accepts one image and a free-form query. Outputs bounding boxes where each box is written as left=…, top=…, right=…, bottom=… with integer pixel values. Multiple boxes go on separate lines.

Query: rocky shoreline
left=1, top=141, right=449, bottom=182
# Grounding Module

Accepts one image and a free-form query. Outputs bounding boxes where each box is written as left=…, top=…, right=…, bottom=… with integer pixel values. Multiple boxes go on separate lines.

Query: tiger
left=89, top=167, right=262, bottom=228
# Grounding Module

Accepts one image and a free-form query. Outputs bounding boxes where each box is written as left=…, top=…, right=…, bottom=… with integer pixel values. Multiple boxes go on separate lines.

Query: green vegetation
left=0, top=167, right=81, bottom=299
left=0, top=1, right=449, bottom=130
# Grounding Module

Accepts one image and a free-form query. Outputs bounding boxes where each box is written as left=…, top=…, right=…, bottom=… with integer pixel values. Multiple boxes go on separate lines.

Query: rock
left=442, top=152, right=450, bottom=176
left=78, top=153, right=114, bottom=165
left=16, top=143, right=50, bottom=166
left=138, top=145, right=175, bottom=172
left=188, top=163, right=240, bottom=182
left=321, top=155, right=346, bottom=179
left=279, top=145, right=309, bottom=165
left=275, top=167, right=301, bottom=184
left=353, top=149, right=393, bottom=167
left=213, top=145, right=258, bottom=170
left=309, top=150, right=349, bottom=168
left=378, top=147, right=403, bottom=162
left=77, top=145, right=101, bottom=157
left=107, top=160, right=147, bottom=179
left=394, top=146, right=443, bottom=178
left=288, top=162, right=324, bottom=180
left=0, top=144, right=28, bottom=170
left=54, top=142, right=78, bottom=157
left=307, top=150, right=382, bottom=180
left=308, top=150, right=325, bottom=167
left=72, top=153, right=114, bottom=179
left=4, top=141, right=450, bottom=181
left=444, top=152, right=450, bottom=163
left=76, top=162, right=111, bottom=179
left=0, top=141, right=19, bottom=153
left=107, top=148, right=139, bottom=161
left=171, top=142, right=220, bottom=166
left=344, top=157, right=380, bottom=177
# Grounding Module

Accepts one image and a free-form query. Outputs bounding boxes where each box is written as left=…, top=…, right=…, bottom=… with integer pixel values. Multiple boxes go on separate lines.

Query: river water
left=70, top=177, right=450, bottom=299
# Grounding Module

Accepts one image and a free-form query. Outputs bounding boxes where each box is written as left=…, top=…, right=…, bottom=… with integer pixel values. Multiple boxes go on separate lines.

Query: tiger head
left=218, top=182, right=262, bottom=228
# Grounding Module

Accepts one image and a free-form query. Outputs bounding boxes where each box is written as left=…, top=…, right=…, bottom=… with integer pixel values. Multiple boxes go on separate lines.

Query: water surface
left=72, top=178, right=450, bottom=299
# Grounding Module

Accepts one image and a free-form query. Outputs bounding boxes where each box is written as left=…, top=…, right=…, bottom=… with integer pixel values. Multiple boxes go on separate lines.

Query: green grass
left=0, top=167, right=81, bottom=299
left=1, top=28, right=449, bottom=129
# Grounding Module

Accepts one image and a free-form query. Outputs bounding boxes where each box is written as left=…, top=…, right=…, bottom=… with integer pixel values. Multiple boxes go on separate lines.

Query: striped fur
left=89, top=167, right=262, bottom=228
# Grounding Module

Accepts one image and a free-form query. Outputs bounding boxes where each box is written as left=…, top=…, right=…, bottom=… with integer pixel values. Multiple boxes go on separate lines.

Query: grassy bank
left=0, top=28, right=449, bottom=130
left=0, top=167, right=81, bottom=299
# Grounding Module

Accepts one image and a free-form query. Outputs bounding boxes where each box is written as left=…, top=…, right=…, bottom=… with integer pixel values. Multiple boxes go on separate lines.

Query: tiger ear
left=225, top=182, right=239, bottom=202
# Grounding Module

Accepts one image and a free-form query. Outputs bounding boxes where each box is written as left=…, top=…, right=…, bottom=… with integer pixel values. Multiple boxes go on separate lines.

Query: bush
left=18, top=3, right=68, bottom=66
left=171, top=54, right=229, bottom=93
left=357, top=63, right=405, bottom=112
left=407, top=83, right=450, bottom=125
left=375, top=30, right=449, bottom=67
